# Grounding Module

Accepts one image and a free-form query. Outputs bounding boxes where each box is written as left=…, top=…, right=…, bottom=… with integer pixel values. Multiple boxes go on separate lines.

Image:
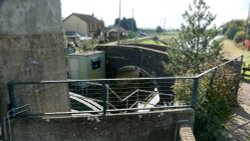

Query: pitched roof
left=63, top=13, right=104, bottom=25
left=108, top=25, right=127, bottom=33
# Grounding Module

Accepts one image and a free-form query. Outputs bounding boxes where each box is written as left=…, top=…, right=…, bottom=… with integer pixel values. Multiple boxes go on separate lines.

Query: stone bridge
left=96, top=45, right=170, bottom=78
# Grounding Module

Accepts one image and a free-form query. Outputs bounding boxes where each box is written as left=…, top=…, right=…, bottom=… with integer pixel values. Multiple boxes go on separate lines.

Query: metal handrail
left=17, top=105, right=192, bottom=118
left=6, top=55, right=243, bottom=117
left=3, top=104, right=30, bottom=141
left=6, top=56, right=242, bottom=90
left=7, top=56, right=242, bottom=85
left=196, top=55, right=243, bottom=78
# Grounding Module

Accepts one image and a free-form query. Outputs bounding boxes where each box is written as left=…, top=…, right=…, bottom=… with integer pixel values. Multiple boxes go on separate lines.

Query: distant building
left=108, top=25, right=128, bottom=40
left=63, top=13, right=104, bottom=37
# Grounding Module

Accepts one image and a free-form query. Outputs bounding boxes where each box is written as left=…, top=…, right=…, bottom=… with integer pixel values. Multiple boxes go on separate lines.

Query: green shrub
left=172, top=79, right=193, bottom=103
left=197, top=66, right=239, bottom=140
left=234, top=31, right=246, bottom=43
left=153, top=36, right=159, bottom=40
left=173, top=64, right=239, bottom=141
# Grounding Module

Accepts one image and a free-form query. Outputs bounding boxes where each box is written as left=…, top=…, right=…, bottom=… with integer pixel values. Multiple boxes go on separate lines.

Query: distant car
left=65, top=31, right=92, bottom=41
left=78, top=33, right=92, bottom=41
left=140, top=32, right=148, bottom=36
left=65, top=31, right=80, bottom=43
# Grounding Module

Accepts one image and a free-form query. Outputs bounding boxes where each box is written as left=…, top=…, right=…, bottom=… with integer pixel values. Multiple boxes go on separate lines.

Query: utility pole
left=117, top=0, right=121, bottom=45
left=132, top=8, right=134, bottom=31
left=245, top=3, right=250, bottom=50
left=163, top=18, right=166, bottom=31
left=132, top=8, right=134, bottom=18
left=246, top=3, right=250, bottom=40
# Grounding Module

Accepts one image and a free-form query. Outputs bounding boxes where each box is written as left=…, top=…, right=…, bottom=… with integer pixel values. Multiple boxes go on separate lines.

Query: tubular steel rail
left=2, top=104, right=30, bottom=141
left=242, top=56, right=250, bottom=78
left=2, top=56, right=243, bottom=141
left=6, top=55, right=243, bottom=117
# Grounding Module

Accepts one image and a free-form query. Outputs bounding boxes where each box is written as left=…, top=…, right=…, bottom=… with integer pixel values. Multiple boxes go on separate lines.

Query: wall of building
left=63, top=15, right=88, bottom=36
left=0, top=0, right=70, bottom=120
left=11, top=108, right=195, bottom=141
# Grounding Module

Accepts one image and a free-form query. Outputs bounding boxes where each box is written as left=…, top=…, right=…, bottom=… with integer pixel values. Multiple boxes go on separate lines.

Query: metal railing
left=2, top=104, right=29, bottom=141
left=6, top=56, right=243, bottom=117
left=242, top=56, right=250, bottom=79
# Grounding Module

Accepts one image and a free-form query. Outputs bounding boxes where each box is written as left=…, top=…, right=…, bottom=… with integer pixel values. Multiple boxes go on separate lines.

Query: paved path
left=226, top=83, right=250, bottom=141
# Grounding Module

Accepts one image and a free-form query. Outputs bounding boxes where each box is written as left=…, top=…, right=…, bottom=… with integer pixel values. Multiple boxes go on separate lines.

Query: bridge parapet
left=96, top=45, right=170, bottom=78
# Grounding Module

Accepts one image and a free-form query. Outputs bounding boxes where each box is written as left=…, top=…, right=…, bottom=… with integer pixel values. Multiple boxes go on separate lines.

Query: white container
left=67, top=51, right=105, bottom=79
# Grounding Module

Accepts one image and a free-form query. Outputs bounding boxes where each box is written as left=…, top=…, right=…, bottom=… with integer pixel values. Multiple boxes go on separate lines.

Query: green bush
left=173, top=64, right=239, bottom=141
left=172, top=79, right=193, bottom=103
left=234, top=31, right=246, bottom=43
left=194, top=67, right=239, bottom=141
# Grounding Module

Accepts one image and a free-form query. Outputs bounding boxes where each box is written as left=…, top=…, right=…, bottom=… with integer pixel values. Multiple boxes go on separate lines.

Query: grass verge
left=222, top=40, right=250, bottom=81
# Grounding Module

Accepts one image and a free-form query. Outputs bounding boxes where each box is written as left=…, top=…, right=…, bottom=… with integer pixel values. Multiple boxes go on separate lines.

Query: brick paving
left=226, top=83, right=250, bottom=141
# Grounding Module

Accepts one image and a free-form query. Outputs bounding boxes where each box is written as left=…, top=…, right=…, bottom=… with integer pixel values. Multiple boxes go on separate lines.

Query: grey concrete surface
left=0, top=33, right=70, bottom=116
left=0, top=0, right=70, bottom=120
left=11, top=108, right=195, bottom=141
left=0, top=0, right=62, bottom=35
left=226, top=83, right=250, bottom=141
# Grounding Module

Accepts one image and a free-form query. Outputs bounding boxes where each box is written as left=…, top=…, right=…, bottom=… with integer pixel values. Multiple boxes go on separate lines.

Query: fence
left=6, top=56, right=243, bottom=117
left=242, top=56, right=250, bottom=80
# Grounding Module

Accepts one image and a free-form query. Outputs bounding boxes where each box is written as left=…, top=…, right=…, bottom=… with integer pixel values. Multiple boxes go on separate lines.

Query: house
left=108, top=25, right=128, bottom=40
left=63, top=13, right=104, bottom=38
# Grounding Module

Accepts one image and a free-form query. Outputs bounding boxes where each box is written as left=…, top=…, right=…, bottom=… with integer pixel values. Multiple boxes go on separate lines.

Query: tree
left=156, top=26, right=163, bottom=33
left=166, top=0, right=222, bottom=75
left=165, top=1, right=240, bottom=141
left=114, top=17, right=138, bottom=32
left=234, top=31, right=246, bottom=43
left=114, top=18, right=120, bottom=25
left=121, top=17, right=128, bottom=30
left=222, top=20, right=246, bottom=40
left=127, top=18, right=138, bottom=32
left=247, top=23, right=250, bottom=39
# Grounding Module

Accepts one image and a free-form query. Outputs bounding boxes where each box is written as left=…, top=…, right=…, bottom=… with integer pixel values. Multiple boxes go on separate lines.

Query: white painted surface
left=69, top=59, right=78, bottom=79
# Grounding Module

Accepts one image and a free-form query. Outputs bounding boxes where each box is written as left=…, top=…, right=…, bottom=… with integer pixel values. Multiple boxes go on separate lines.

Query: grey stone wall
left=0, top=0, right=62, bottom=35
left=0, top=33, right=70, bottom=115
left=11, top=108, right=195, bottom=141
left=0, top=0, right=70, bottom=119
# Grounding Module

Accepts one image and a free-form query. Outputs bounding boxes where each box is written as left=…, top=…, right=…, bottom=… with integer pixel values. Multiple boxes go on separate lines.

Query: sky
left=61, top=0, right=249, bottom=29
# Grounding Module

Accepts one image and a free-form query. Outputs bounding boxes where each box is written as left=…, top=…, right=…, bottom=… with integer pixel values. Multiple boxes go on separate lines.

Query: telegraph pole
left=132, top=8, right=134, bottom=31
left=163, top=18, right=166, bottom=31
left=246, top=3, right=250, bottom=40
left=117, top=0, right=121, bottom=44
left=132, top=8, right=134, bottom=18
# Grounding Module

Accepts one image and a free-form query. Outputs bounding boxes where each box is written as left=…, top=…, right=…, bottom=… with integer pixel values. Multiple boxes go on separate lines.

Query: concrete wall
left=0, top=0, right=62, bottom=35
left=0, top=34, right=70, bottom=114
left=0, top=0, right=70, bottom=119
left=63, top=15, right=88, bottom=36
left=11, top=108, right=195, bottom=141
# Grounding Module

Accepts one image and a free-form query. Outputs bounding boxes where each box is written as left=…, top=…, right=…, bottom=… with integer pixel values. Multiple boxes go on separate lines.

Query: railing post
left=102, top=81, right=107, bottom=115
left=235, top=55, right=244, bottom=96
left=205, top=68, right=217, bottom=97
left=191, top=78, right=199, bottom=108
left=106, top=84, right=110, bottom=110
left=7, top=81, right=16, bottom=110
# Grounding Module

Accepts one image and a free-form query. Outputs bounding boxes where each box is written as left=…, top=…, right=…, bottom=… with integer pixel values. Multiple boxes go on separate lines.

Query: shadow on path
left=226, top=104, right=250, bottom=141
left=226, top=82, right=250, bottom=141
